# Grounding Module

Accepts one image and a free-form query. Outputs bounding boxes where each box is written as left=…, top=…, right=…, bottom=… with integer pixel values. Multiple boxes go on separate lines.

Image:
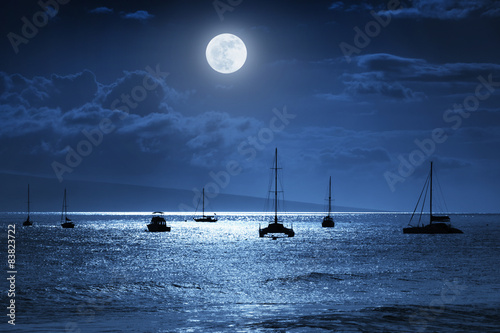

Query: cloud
left=328, top=1, right=344, bottom=10
left=314, top=92, right=351, bottom=102
left=431, top=156, right=471, bottom=169
left=277, top=125, right=393, bottom=167
left=378, top=0, right=498, bottom=20
left=482, top=7, right=500, bottom=17
left=0, top=69, right=266, bottom=182
left=0, top=70, right=99, bottom=112
left=89, top=7, right=113, bottom=15
left=355, top=53, right=500, bottom=84
left=88, top=8, right=154, bottom=22
left=316, top=53, right=500, bottom=104
left=328, top=1, right=373, bottom=12
left=356, top=53, right=427, bottom=74
left=320, top=147, right=391, bottom=166
left=121, top=10, right=154, bottom=21
left=343, top=74, right=426, bottom=101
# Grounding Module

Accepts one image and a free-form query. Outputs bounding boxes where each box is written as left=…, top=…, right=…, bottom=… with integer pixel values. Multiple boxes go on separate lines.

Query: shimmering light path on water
left=1, top=213, right=499, bottom=332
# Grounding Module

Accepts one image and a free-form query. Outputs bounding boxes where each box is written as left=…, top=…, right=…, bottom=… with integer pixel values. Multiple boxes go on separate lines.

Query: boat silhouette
left=322, top=176, right=335, bottom=228
left=403, top=162, right=463, bottom=234
left=147, top=211, right=171, bottom=232
left=22, top=184, right=33, bottom=226
left=60, top=188, right=74, bottom=228
left=193, top=188, right=218, bottom=222
left=259, top=148, right=295, bottom=238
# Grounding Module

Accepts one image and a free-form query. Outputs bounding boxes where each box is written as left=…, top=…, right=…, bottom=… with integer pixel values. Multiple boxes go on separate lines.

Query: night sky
left=1, top=0, right=499, bottom=212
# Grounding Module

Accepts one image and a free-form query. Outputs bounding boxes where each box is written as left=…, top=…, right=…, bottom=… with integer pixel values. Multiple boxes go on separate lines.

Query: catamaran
left=322, top=176, right=335, bottom=228
left=259, top=148, right=295, bottom=238
left=403, top=162, right=462, bottom=234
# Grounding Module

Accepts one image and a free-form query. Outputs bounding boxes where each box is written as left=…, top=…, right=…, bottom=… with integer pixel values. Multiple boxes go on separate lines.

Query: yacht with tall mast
left=403, top=162, right=462, bottom=234
left=259, top=148, right=295, bottom=238
left=60, top=188, right=75, bottom=228
left=22, top=184, right=33, bottom=226
left=322, top=176, right=335, bottom=228
left=193, top=188, right=217, bottom=222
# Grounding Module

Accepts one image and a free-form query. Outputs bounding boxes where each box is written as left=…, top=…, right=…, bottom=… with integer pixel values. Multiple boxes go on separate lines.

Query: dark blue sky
left=1, top=0, right=500, bottom=212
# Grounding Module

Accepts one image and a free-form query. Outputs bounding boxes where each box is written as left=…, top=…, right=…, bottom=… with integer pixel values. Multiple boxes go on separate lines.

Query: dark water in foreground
left=1, top=212, right=499, bottom=332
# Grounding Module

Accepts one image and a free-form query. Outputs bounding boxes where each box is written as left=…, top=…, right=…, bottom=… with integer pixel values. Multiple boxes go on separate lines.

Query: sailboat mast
left=64, top=189, right=67, bottom=220
left=274, top=148, right=278, bottom=223
left=27, top=184, right=30, bottom=219
left=202, top=188, right=205, bottom=217
left=61, top=189, right=65, bottom=223
left=328, top=176, right=332, bottom=217
left=430, top=161, right=433, bottom=225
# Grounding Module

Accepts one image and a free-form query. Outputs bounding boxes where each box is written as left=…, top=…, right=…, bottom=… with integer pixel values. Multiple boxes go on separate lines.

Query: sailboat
left=193, top=188, right=217, bottom=222
left=22, top=184, right=33, bottom=226
left=259, top=148, right=295, bottom=238
left=322, top=176, right=335, bottom=228
left=60, top=188, right=74, bottom=228
left=403, top=162, right=462, bottom=234
left=147, top=211, right=171, bottom=232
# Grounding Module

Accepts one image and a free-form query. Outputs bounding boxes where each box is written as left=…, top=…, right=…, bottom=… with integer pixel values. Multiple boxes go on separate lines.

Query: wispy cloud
left=89, top=7, right=113, bottom=15
left=342, top=74, right=426, bottom=101
left=328, top=1, right=344, bottom=10
left=329, top=0, right=498, bottom=19
left=482, top=7, right=500, bottom=17
left=378, top=0, right=499, bottom=20
left=121, top=10, right=154, bottom=22
left=328, top=1, right=374, bottom=12
left=354, top=53, right=500, bottom=84
left=89, top=8, right=154, bottom=22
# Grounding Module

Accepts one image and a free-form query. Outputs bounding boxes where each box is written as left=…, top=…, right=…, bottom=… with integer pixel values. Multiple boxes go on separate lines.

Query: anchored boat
left=147, top=211, right=171, bottom=232
left=322, top=176, right=335, bottom=228
left=403, top=162, right=463, bottom=234
left=60, top=188, right=74, bottom=228
left=193, top=188, right=217, bottom=222
left=259, top=148, right=294, bottom=238
left=22, top=184, right=33, bottom=226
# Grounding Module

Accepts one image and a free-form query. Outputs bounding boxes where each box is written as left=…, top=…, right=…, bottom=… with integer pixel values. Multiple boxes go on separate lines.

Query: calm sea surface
left=1, top=212, right=499, bottom=332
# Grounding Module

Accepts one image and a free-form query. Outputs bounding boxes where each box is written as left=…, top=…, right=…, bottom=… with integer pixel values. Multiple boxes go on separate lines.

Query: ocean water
left=1, top=212, right=499, bottom=332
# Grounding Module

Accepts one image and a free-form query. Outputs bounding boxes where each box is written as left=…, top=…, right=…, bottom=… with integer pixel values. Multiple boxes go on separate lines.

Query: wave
left=264, top=271, right=356, bottom=284
left=244, top=303, right=500, bottom=332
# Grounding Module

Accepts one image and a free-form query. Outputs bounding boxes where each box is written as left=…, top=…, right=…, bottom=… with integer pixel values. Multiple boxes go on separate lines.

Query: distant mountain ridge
left=0, top=173, right=378, bottom=212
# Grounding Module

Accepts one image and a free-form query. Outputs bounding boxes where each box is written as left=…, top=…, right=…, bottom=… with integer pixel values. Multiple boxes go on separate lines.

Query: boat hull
left=23, top=220, right=33, bottom=226
left=403, top=223, right=463, bottom=234
left=147, top=213, right=171, bottom=232
left=259, top=222, right=294, bottom=237
left=61, top=222, right=74, bottom=228
left=322, top=216, right=334, bottom=228
left=147, top=224, right=171, bottom=232
left=193, top=217, right=218, bottom=222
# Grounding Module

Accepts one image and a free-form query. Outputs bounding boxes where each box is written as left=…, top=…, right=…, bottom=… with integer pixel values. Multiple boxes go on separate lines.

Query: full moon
left=206, top=33, right=247, bottom=74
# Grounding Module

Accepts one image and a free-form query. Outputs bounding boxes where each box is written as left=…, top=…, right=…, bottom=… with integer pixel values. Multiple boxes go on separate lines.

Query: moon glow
left=206, top=33, right=247, bottom=74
